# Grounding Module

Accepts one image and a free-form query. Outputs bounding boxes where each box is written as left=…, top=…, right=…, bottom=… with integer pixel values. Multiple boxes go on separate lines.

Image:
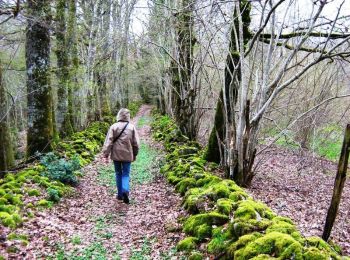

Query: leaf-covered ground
left=249, top=146, right=350, bottom=255
left=2, top=105, right=186, bottom=259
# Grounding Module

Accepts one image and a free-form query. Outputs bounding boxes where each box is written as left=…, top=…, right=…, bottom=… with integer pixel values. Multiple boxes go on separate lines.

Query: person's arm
left=102, top=125, right=115, bottom=159
left=132, top=126, right=140, bottom=160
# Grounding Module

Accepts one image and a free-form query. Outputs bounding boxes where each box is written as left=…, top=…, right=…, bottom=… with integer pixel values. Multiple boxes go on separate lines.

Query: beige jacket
left=102, top=108, right=140, bottom=162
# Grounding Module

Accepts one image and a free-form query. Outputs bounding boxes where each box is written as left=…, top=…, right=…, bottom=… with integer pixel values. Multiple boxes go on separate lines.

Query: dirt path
left=12, top=105, right=184, bottom=259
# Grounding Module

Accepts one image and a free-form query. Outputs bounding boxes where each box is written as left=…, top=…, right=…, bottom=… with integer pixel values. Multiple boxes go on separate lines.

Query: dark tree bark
left=26, top=0, right=54, bottom=157
left=322, top=124, right=350, bottom=241
left=0, top=60, right=14, bottom=175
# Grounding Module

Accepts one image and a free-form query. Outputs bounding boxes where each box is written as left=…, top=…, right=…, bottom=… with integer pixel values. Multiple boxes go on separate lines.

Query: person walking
left=102, top=108, right=140, bottom=204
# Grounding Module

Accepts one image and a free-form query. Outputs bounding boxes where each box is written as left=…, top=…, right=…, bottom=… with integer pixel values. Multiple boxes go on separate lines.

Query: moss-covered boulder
left=177, top=237, right=199, bottom=251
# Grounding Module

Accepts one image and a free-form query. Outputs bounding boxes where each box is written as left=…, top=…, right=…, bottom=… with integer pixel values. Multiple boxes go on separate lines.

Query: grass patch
left=137, top=116, right=152, bottom=128
left=97, top=141, right=160, bottom=193
left=132, top=142, right=159, bottom=185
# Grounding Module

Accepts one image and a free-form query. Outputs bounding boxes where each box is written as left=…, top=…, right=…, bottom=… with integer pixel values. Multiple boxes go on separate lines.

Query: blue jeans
left=113, top=161, right=131, bottom=197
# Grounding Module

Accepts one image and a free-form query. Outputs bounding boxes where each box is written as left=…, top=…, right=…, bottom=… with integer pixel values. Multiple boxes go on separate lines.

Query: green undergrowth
left=151, top=112, right=348, bottom=259
left=0, top=121, right=109, bottom=246
left=97, top=141, right=160, bottom=195
left=128, top=101, right=143, bottom=118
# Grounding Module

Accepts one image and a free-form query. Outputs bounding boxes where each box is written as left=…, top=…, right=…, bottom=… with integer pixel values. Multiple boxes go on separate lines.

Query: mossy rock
left=303, top=247, right=329, bottom=260
left=183, top=212, right=229, bottom=240
left=177, top=237, right=198, bottom=252
left=188, top=251, right=203, bottom=260
left=305, top=237, right=340, bottom=259
left=4, top=174, right=15, bottom=182
left=207, top=227, right=229, bottom=255
left=37, top=199, right=52, bottom=208
left=229, top=219, right=271, bottom=238
left=229, top=191, right=249, bottom=202
left=4, top=194, right=23, bottom=206
left=0, top=204, right=17, bottom=214
left=266, top=217, right=303, bottom=243
left=217, top=198, right=234, bottom=215
left=196, top=174, right=221, bottom=187
left=0, top=212, right=22, bottom=228
left=166, top=172, right=182, bottom=185
left=175, top=178, right=196, bottom=195
left=0, top=197, right=8, bottom=205
left=234, top=200, right=276, bottom=221
left=227, top=232, right=264, bottom=257
left=27, top=189, right=41, bottom=196
left=233, top=232, right=303, bottom=260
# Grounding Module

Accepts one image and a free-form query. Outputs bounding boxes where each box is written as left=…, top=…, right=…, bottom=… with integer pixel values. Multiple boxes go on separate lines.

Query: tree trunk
left=67, top=0, right=79, bottom=129
left=322, top=124, right=350, bottom=241
left=204, top=90, right=225, bottom=164
left=56, top=0, right=74, bottom=137
left=0, top=60, right=14, bottom=175
left=206, top=1, right=251, bottom=185
left=26, top=0, right=54, bottom=157
left=172, top=0, right=197, bottom=140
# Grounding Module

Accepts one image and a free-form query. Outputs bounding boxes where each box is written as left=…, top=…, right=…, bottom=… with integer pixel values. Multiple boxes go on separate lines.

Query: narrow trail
left=14, top=105, right=184, bottom=259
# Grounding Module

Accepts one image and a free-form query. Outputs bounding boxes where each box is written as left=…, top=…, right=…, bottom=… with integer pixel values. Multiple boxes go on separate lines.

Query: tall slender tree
left=172, top=0, right=197, bottom=139
left=0, top=59, right=14, bottom=175
left=56, top=0, right=74, bottom=137
left=26, top=0, right=54, bottom=156
left=205, top=0, right=251, bottom=172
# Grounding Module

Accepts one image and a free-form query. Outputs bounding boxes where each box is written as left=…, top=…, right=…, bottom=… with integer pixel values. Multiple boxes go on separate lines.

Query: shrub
left=47, top=188, right=61, bottom=203
left=40, top=153, right=81, bottom=186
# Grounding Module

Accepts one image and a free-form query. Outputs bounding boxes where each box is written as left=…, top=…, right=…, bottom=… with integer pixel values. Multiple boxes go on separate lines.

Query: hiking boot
left=116, top=195, right=123, bottom=200
left=122, top=193, right=129, bottom=204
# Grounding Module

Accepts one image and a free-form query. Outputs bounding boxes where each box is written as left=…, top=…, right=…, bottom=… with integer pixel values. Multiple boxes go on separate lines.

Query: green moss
left=217, top=198, right=234, bottom=215
left=175, top=177, right=196, bottom=195
left=207, top=228, right=229, bottom=254
left=28, top=189, right=41, bottom=196
left=0, top=211, right=21, bottom=228
left=0, top=189, right=6, bottom=196
left=0, top=197, right=7, bottom=205
left=234, top=200, right=276, bottom=221
left=188, top=251, right=203, bottom=260
left=305, top=237, right=340, bottom=259
left=177, top=237, right=198, bottom=251
left=233, top=232, right=303, bottom=260
left=37, top=199, right=52, bottom=208
left=303, top=247, right=329, bottom=260
left=4, top=174, right=15, bottom=182
left=266, top=217, right=303, bottom=243
left=8, top=232, right=29, bottom=241
left=229, top=191, right=248, bottom=202
left=0, top=204, right=16, bottom=213
left=196, top=174, right=221, bottom=187
left=227, top=232, right=263, bottom=257
left=229, top=219, right=271, bottom=238
left=183, top=212, right=229, bottom=240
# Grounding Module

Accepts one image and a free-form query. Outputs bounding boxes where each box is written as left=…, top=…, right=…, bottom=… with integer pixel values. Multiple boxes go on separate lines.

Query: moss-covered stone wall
left=0, top=121, right=109, bottom=232
left=151, top=112, right=348, bottom=260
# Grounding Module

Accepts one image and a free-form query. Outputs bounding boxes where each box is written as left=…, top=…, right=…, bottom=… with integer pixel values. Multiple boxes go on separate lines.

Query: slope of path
left=8, top=105, right=185, bottom=259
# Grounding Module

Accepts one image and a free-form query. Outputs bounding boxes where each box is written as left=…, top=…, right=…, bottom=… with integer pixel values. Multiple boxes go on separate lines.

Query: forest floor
left=8, top=105, right=186, bottom=259
left=3, top=105, right=350, bottom=258
left=249, top=146, right=350, bottom=255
